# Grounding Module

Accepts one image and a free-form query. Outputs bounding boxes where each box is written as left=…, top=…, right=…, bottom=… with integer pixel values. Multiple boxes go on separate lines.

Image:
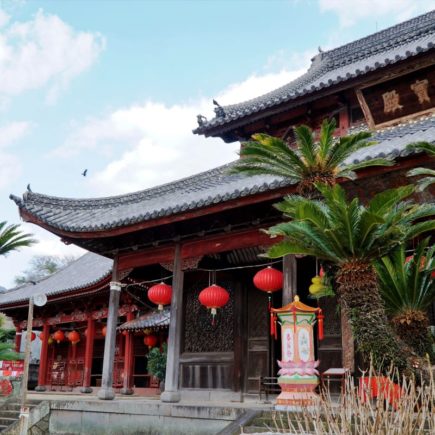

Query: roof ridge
left=195, top=9, right=435, bottom=134
left=324, top=9, right=435, bottom=68
left=11, top=161, right=239, bottom=209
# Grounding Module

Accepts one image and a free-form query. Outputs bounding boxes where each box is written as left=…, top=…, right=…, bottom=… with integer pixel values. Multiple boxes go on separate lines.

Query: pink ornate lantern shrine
left=271, top=296, right=324, bottom=410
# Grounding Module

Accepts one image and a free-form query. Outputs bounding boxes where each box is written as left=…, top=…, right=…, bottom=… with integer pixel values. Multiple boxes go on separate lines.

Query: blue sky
left=0, top=0, right=434, bottom=288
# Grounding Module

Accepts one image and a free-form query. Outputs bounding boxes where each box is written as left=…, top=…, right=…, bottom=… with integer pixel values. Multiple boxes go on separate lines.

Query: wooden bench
left=259, top=376, right=280, bottom=401
left=320, top=368, right=349, bottom=395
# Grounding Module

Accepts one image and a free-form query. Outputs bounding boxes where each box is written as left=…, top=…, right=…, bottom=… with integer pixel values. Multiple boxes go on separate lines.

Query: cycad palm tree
left=407, top=142, right=435, bottom=191
left=375, top=239, right=434, bottom=359
left=230, top=118, right=393, bottom=197
left=0, top=221, right=36, bottom=257
left=265, top=183, right=435, bottom=373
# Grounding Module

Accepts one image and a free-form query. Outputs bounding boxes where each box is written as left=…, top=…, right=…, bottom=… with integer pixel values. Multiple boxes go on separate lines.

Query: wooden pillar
left=282, top=255, right=297, bottom=305
left=35, top=322, right=49, bottom=391
left=161, top=244, right=184, bottom=403
left=121, top=312, right=134, bottom=395
left=98, top=258, right=121, bottom=400
left=15, top=326, right=22, bottom=353
left=81, top=315, right=95, bottom=393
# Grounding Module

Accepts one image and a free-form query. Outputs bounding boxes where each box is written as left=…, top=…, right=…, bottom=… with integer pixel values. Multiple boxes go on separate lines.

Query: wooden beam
left=117, top=227, right=278, bottom=271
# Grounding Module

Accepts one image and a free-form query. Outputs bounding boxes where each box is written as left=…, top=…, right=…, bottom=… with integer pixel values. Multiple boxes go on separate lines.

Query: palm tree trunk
left=392, top=310, right=434, bottom=361
left=336, top=261, right=414, bottom=375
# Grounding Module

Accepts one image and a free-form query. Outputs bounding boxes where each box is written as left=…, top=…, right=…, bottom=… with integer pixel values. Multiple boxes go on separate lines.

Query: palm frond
left=0, top=222, right=36, bottom=257
left=405, top=141, right=435, bottom=156
left=294, top=124, right=317, bottom=166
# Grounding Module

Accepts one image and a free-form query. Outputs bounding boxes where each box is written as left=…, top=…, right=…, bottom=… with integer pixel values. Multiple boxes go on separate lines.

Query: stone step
left=0, top=411, right=19, bottom=419
left=0, top=417, right=18, bottom=427
left=1, top=401, right=40, bottom=411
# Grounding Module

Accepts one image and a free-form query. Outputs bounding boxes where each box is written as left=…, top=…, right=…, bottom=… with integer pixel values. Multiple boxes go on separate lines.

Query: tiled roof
left=118, top=309, right=170, bottom=330
left=10, top=114, right=435, bottom=233
left=194, top=10, right=435, bottom=135
left=0, top=252, right=112, bottom=307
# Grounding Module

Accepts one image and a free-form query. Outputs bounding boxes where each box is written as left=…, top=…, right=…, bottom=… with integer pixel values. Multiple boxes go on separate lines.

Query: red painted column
left=81, top=315, right=95, bottom=393
left=35, top=322, right=49, bottom=391
left=14, top=326, right=22, bottom=353
left=121, top=311, right=134, bottom=395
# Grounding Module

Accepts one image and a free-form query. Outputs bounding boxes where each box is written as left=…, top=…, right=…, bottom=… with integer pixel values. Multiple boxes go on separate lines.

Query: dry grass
left=251, top=365, right=435, bottom=435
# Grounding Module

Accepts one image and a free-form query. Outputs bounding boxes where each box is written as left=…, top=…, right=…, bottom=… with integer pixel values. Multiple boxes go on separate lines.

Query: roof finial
left=197, top=114, right=208, bottom=126
left=213, top=99, right=226, bottom=118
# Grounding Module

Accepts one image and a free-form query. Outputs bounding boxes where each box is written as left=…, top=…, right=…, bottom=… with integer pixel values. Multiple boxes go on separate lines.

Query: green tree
left=0, top=315, right=20, bottom=361
left=147, top=343, right=167, bottom=381
left=265, top=183, right=435, bottom=374
left=407, top=142, right=435, bottom=191
left=374, top=239, right=434, bottom=359
left=230, top=118, right=393, bottom=197
left=0, top=221, right=35, bottom=257
left=14, top=255, right=77, bottom=285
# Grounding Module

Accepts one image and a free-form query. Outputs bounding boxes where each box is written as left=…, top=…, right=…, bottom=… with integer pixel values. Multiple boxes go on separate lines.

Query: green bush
left=147, top=343, right=167, bottom=381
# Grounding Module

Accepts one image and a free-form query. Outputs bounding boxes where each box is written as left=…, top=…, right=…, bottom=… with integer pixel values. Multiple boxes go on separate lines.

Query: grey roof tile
left=0, top=252, right=112, bottom=306
left=194, top=10, right=435, bottom=134
left=118, top=309, right=170, bottom=330
left=9, top=114, right=435, bottom=234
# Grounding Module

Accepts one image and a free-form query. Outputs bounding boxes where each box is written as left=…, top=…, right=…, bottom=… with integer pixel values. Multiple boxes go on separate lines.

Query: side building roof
left=9, top=114, right=435, bottom=234
left=194, top=10, right=435, bottom=136
left=0, top=252, right=113, bottom=308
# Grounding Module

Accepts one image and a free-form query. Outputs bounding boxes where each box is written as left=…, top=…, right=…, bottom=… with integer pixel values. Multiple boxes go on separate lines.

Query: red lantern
left=143, top=334, right=158, bottom=349
left=199, top=284, right=230, bottom=323
left=102, top=326, right=107, bottom=337
left=53, top=330, right=65, bottom=344
left=68, top=330, right=80, bottom=345
left=30, top=332, right=36, bottom=342
left=122, top=330, right=128, bottom=336
left=148, top=282, right=172, bottom=310
left=38, top=331, right=44, bottom=342
left=253, top=267, right=283, bottom=293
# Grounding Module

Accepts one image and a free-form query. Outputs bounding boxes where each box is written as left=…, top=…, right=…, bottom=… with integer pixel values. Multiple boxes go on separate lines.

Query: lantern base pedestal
left=120, top=388, right=134, bottom=395
left=275, top=391, right=320, bottom=411
left=35, top=385, right=46, bottom=392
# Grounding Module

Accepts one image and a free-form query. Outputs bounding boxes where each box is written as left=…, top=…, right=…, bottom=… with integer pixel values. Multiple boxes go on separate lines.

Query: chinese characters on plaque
left=358, top=65, right=435, bottom=128
left=382, top=79, right=431, bottom=114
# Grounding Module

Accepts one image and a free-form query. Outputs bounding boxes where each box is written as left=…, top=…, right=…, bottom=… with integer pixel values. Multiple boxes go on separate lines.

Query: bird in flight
left=82, top=169, right=88, bottom=177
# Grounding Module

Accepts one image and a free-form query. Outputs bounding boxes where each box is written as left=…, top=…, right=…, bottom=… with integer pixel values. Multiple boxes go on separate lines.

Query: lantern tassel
left=211, top=308, right=217, bottom=326
left=317, top=310, right=324, bottom=341
left=274, top=316, right=278, bottom=340
left=270, top=312, right=275, bottom=336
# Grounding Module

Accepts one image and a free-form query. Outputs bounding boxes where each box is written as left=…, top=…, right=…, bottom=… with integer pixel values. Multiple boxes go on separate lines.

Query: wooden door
left=245, top=288, right=269, bottom=394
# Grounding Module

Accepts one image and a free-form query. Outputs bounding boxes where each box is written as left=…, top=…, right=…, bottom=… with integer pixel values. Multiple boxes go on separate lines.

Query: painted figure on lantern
left=271, top=295, right=324, bottom=410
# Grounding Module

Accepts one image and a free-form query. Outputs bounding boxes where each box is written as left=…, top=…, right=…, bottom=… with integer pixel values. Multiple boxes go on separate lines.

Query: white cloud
left=319, top=0, right=435, bottom=27
left=0, top=121, right=31, bottom=148
left=0, top=224, right=86, bottom=289
left=54, top=60, right=311, bottom=195
left=0, top=121, right=31, bottom=189
left=0, top=9, right=105, bottom=103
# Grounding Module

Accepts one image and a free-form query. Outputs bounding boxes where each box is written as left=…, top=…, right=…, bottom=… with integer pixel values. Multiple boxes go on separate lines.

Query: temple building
left=3, top=11, right=435, bottom=402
